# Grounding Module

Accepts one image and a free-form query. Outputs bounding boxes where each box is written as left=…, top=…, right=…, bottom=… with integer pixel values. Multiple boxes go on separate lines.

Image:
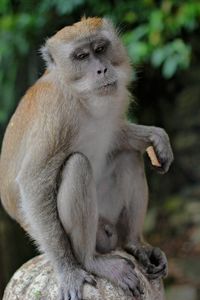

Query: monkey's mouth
left=103, top=80, right=117, bottom=88
left=97, top=80, right=117, bottom=94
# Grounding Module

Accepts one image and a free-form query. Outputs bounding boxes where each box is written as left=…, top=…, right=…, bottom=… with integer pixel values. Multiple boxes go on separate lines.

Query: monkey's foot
left=59, top=268, right=96, bottom=300
left=125, top=245, right=168, bottom=280
left=87, top=255, right=143, bottom=299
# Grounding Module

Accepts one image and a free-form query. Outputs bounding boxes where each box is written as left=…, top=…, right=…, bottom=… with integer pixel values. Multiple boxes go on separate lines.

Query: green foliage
left=0, top=0, right=200, bottom=128
left=123, top=1, right=200, bottom=78
left=39, top=0, right=85, bottom=15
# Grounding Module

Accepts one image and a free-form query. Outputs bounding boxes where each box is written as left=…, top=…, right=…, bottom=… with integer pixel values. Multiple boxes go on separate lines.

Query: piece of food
left=146, top=146, right=161, bottom=167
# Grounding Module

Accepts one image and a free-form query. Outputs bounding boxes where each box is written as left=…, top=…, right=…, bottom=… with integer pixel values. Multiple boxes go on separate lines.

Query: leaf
left=151, top=48, right=167, bottom=67
left=128, top=41, right=150, bottom=63
left=162, top=55, right=179, bottom=78
left=131, top=25, right=149, bottom=42
left=55, top=0, right=85, bottom=15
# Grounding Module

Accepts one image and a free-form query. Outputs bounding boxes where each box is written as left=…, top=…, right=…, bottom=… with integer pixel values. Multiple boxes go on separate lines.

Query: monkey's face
left=57, top=34, right=131, bottom=97
left=43, top=21, right=131, bottom=98
left=68, top=35, right=119, bottom=97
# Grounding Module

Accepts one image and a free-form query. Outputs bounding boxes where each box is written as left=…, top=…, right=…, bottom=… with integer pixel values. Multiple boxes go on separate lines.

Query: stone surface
left=3, top=252, right=165, bottom=300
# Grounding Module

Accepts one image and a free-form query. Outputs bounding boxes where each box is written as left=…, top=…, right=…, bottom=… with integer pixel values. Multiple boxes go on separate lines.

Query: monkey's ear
left=102, top=18, right=118, bottom=36
left=40, top=41, right=55, bottom=68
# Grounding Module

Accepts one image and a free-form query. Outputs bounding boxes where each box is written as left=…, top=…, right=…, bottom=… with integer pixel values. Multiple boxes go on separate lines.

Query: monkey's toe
left=60, top=286, right=82, bottom=300
left=146, top=248, right=168, bottom=279
left=111, top=256, right=143, bottom=298
left=125, top=245, right=168, bottom=280
left=59, top=269, right=95, bottom=300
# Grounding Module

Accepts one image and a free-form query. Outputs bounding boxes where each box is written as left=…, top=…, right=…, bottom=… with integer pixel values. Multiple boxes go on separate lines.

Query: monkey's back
left=0, top=78, right=46, bottom=225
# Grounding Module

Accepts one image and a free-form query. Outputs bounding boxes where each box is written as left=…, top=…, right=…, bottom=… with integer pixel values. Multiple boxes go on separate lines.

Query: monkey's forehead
left=50, top=17, right=113, bottom=43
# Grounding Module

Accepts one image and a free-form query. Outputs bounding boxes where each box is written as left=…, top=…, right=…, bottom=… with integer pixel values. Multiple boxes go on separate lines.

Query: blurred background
left=0, top=0, right=200, bottom=299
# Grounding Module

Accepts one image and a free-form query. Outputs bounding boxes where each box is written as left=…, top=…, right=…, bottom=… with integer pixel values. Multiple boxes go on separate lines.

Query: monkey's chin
left=96, top=81, right=117, bottom=96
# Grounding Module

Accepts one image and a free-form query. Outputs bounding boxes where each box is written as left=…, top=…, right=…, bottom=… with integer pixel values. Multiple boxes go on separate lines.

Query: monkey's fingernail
left=85, top=276, right=97, bottom=287
left=147, top=264, right=155, bottom=273
left=67, top=292, right=71, bottom=300
left=152, top=247, right=162, bottom=258
left=91, top=278, right=97, bottom=286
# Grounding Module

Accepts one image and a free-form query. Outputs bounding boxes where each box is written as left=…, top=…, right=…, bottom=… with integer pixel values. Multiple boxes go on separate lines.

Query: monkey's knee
left=57, top=152, right=97, bottom=234
left=62, top=152, right=93, bottom=184
left=57, top=152, right=94, bottom=214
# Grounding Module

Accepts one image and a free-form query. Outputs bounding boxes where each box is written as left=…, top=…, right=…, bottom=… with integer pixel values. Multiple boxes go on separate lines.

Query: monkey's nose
left=97, top=68, right=107, bottom=75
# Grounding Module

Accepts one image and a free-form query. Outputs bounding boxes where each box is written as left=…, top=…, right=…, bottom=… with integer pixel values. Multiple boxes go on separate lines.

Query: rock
left=3, top=252, right=165, bottom=300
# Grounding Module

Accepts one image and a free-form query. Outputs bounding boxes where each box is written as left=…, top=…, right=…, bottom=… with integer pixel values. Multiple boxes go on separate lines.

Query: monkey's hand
left=121, top=124, right=173, bottom=173
left=125, top=244, right=168, bottom=280
left=87, top=255, right=143, bottom=299
left=59, top=268, right=96, bottom=300
left=148, top=127, right=174, bottom=174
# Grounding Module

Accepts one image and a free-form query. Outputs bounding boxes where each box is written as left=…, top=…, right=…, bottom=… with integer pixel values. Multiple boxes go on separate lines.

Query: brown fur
left=0, top=77, right=59, bottom=223
left=52, top=17, right=103, bottom=43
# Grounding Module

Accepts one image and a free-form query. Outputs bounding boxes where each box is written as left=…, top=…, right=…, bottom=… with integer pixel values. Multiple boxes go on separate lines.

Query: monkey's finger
left=147, top=263, right=168, bottom=277
left=67, top=290, right=81, bottom=300
left=117, top=281, right=132, bottom=297
left=121, top=283, right=141, bottom=300
left=130, top=286, right=142, bottom=299
left=123, top=274, right=137, bottom=289
left=138, top=252, right=150, bottom=267
left=151, top=247, right=166, bottom=260
left=135, top=250, right=152, bottom=270
left=111, top=254, right=136, bottom=270
left=75, top=289, right=82, bottom=300
left=129, top=285, right=143, bottom=300
left=124, top=257, right=136, bottom=270
left=123, top=273, right=143, bottom=299
left=126, top=246, right=152, bottom=270
left=150, top=248, right=168, bottom=268
left=155, top=150, right=173, bottom=174
left=84, top=275, right=97, bottom=287
left=147, top=266, right=167, bottom=280
left=59, top=289, right=65, bottom=300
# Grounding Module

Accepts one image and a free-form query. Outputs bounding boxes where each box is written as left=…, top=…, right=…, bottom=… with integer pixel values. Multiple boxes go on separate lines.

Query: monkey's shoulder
left=23, top=76, right=59, bottom=107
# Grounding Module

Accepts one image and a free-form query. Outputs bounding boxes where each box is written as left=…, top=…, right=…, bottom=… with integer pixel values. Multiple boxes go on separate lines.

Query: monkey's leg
left=113, top=150, right=168, bottom=279
left=57, top=153, right=142, bottom=299
left=17, top=153, right=96, bottom=300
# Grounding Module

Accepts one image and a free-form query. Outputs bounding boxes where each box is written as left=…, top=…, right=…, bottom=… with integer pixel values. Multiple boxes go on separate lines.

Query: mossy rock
left=3, top=252, right=165, bottom=300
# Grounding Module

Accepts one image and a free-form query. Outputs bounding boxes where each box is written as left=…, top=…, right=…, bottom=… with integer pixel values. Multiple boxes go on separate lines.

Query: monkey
left=0, top=17, right=174, bottom=300
left=96, top=216, right=118, bottom=254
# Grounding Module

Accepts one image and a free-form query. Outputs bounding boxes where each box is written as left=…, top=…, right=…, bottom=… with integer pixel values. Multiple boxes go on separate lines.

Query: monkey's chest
left=75, top=124, right=114, bottom=182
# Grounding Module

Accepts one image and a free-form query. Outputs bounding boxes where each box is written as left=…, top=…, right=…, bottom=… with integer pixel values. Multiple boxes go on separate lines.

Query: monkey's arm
left=119, top=122, right=174, bottom=173
left=115, top=123, right=172, bottom=278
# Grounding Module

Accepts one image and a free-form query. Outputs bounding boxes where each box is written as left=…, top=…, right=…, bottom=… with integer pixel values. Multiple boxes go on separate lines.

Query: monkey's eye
left=75, top=52, right=89, bottom=60
left=95, top=45, right=106, bottom=54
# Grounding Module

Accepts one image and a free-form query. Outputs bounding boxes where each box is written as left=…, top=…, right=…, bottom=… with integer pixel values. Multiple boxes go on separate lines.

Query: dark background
left=0, top=1, right=200, bottom=299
